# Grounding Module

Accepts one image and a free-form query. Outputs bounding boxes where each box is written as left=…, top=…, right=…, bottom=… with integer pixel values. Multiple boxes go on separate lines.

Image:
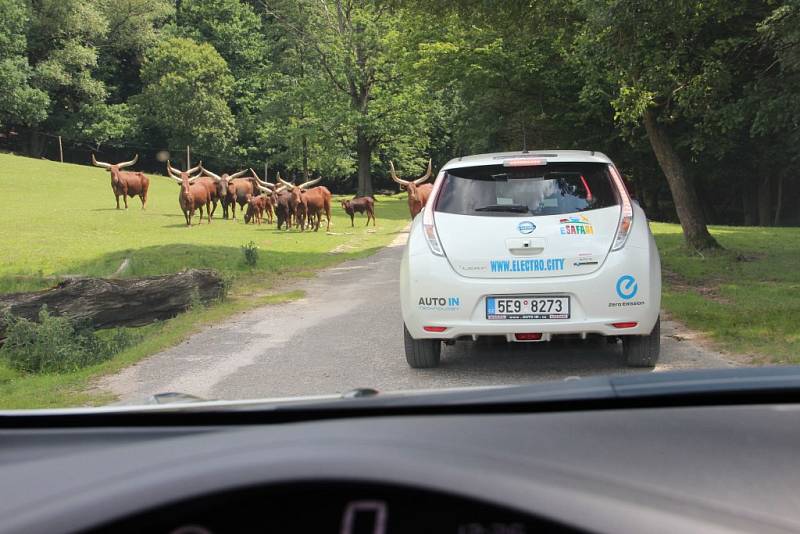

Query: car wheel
left=622, top=316, right=660, bottom=368
left=404, top=324, right=441, bottom=368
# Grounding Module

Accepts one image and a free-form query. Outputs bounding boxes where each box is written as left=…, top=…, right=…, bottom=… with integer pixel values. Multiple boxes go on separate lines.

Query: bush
left=241, top=241, right=259, bottom=267
left=0, top=307, right=140, bottom=374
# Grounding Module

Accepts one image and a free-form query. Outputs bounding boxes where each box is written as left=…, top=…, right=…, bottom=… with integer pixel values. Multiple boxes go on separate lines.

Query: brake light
left=503, top=158, right=547, bottom=167
left=609, top=165, right=633, bottom=251
left=611, top=322, right=638, bottom=329
left=422, top=171, right=446, bottom=256
left=423, top=326, right=447, bottom=332
left=514, top=333, right=543, bottom=341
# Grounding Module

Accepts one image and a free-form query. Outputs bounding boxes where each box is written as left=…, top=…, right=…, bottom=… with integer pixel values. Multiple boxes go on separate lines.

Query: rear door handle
left=506, top=237, right=545, bottom=255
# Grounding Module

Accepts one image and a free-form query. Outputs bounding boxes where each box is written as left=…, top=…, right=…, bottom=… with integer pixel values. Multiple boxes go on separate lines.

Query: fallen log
left=0, top=269, right=225, bottom=336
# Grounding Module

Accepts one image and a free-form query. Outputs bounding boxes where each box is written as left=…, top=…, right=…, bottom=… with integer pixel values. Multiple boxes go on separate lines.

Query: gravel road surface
left=101, top=231, right=738, bottom=404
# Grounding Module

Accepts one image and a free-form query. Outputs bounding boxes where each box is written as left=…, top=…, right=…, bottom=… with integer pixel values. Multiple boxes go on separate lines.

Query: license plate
left=486, top=295, right=570, bottom=320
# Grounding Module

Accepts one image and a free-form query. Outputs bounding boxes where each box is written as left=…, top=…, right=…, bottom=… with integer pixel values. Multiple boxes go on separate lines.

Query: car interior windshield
left=436, top=162, right=619, bottom=217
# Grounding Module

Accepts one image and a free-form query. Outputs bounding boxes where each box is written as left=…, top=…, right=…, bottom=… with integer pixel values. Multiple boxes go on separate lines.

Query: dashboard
left=1, top=402, right=800, bottom=533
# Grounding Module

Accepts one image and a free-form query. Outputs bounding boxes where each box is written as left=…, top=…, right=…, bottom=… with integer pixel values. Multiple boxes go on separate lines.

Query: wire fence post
left=264, top=162, right=268, bottom=181
left=57, top=136, right=63, bottom=162
left=186, top=145, right=191, bottom=169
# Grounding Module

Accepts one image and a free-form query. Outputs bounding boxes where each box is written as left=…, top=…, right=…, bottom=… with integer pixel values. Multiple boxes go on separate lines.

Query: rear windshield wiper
left=474, top=204, right=530, bottom=213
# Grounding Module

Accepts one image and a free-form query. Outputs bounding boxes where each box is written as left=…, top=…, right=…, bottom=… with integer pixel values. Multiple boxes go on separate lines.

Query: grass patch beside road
left=651, top=223, right=800, bottom=363
left=0, top=152, right=409, bottom=408
left=0, top=289, right=306, bottom=409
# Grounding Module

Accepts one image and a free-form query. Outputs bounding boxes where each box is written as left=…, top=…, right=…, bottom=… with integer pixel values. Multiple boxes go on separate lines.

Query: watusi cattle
left=198, top=166, right=249, bottom=219
left=91, top=154, right=149, bottom=210
left=167, top=161, right=210, bottom=226
left=341, top=196, right=376, bottom=227
left=390, top=159, right=433, bottom=219
left=277, top=175, right=332, bottom=232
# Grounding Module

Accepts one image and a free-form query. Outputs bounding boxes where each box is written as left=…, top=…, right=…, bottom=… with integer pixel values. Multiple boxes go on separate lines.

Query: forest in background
left=1, top=0, right=798, bottom=248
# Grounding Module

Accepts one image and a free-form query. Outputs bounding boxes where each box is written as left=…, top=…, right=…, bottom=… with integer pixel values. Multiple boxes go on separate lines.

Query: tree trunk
left=743, top=178, right=758, bottom=226
left=642, top=108, right=720, bottom=250
left=302, top=134, right=309, bottom=180
left=0, top=269, right=225, bottom=338
left=774, top=174, right=784, bottom=226
left=26, top=130, right=46, bottom=158
left=758, top=175, right=772, bottom=226
left=356, top=128, right=373, bottom=197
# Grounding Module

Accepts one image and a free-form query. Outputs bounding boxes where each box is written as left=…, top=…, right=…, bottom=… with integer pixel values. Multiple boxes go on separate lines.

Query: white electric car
left=400, top=150, right=661, bottom=368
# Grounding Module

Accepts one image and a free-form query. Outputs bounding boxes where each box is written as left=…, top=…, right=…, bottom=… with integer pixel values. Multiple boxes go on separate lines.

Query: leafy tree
left=26, top=0, right=109, bottom=128
left=94, top=0, right=174, bottom=103
left=64, top=102, right=138, bottom=148
left=573, top=0, right=735, bottom=250
left=178, top=0, right=270, bottom=162
left=263, top=0, right=438, bottom=196
left=133, top=37, right=237, bottom=156
left=0, top=0, right=49, bottom=128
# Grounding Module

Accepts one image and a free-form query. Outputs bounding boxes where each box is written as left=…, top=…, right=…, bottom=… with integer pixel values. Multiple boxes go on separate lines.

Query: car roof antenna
left=521, top=124, right=529, bottom=154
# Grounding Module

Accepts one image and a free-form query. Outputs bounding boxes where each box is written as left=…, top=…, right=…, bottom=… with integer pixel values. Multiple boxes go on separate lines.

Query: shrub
left=0, top=307, right=140, bottom=374
left=241, top=241, right=259, bottom=267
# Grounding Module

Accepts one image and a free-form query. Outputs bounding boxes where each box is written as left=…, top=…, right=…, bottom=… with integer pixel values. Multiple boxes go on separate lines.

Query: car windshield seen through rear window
left=435, top=162, right=619, bottom=217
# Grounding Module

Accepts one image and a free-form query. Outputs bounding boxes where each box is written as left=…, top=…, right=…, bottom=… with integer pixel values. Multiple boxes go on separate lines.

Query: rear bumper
left=400, top=218, right=661, bottom=340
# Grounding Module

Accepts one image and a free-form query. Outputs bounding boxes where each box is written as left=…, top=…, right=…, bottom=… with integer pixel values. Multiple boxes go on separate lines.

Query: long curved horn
left=186, top=161, right=202, bottom=175
left=277, top=173, right=295, bottom=189
left=117, top=154, right=138, bottom=169
left=166, top=163, right=182, bottom=183
left=274, top=184, right=287, bottom=193
left=91, top=154, right=112, bottom=169
left=256, top=183, right=272, bottom=193
left=389, top=161, right=410, bottom=186
left=298, top=176, right=322, bottom=189
left=229, top=169, right=249, bottom=179
left=167, top=160, right=183, bottom=176
left=249, top=168, right=273, bottom=188
left=201, top=165, right=222, bottom=181
left=413, top=159, right=433, bottom=185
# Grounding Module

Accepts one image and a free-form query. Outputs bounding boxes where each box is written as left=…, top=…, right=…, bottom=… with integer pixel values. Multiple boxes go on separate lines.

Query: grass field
left=0, top=152, right=410, bottom=408
left=651, top=223, right=800, bottom=363
left=0, top=152, right=410, bottom=294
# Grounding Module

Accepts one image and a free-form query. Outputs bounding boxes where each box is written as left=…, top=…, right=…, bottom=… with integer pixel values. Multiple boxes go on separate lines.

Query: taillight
left=609, top=165, right=633, bottom=251
left=422, top=171, right=446, bottom=256
left=612, top=322, right=638, bottom=329
left=423, top=326, right=447, bottom=332
left=514, top=333, right=543, bottom=341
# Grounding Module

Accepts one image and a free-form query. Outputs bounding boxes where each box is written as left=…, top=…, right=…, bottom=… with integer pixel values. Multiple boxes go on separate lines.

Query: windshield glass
left=436, top=163, right=618, bottom=217
left=0, top=0, right=797, bottom=413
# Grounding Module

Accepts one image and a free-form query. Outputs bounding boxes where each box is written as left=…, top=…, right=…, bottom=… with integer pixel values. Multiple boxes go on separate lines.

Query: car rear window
left=435, top=162, right=619, bottom=217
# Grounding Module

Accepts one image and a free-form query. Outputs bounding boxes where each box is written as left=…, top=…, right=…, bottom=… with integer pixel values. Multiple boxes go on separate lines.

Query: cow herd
left=91, top=154, right=435, bottom=228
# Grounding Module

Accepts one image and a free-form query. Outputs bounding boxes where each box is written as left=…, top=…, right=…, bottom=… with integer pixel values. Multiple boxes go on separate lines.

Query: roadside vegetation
left=0, top=153, right=409, bottom=408
left=652, top=223, right=800, bottom=363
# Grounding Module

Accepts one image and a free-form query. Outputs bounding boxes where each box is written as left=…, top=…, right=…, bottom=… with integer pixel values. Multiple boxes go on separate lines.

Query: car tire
left=404, top=324, right=441, bottom=368
left=622, top=316, right=661, bottom=368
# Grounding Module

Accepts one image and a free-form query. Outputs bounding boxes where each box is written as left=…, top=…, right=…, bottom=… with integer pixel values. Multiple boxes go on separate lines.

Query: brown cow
left=244, top=193, right=271, bottom=225
left=243, top=178, right=275, bottom=225
left=224, top=170, right=274, bottom=220
left=91, top=154, right=149, bottom=210
left=198, top=166, right=250, bottom=219
left=302, top=186, right=333, bottom=232
left=166, top=161, right=210, bottom=226
left=272, top=184, right=293, bottom=230
left=341, top=196, right=375, bottom=226
left=277, top=175, right=332, bottom=231
left=390, top=159, right=433, bottom=218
